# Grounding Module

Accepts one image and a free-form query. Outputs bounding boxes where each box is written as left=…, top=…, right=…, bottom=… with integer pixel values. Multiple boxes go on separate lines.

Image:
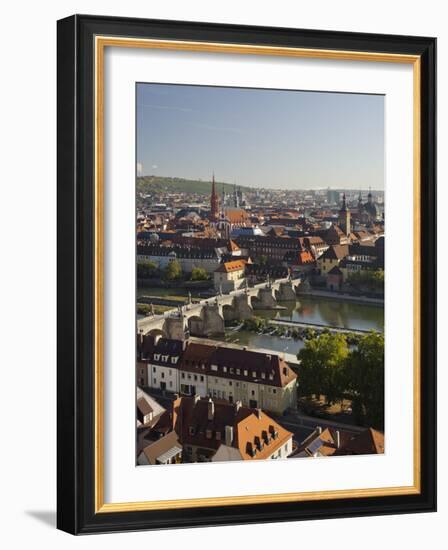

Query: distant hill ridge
left=137, top=175, right=251, bottom=195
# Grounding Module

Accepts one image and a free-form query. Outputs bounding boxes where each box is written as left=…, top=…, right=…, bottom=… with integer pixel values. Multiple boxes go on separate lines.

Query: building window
left=181, top=373, right=185, bottom=379
left=153, top=367, right=156, bottom=373
left=200, top=376, right=204, bottom=382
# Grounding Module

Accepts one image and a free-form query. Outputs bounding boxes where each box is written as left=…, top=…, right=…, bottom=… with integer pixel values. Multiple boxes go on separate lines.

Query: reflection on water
left=221, top=330, right=306, bottom=356
left=221, top=296, right=383, bottom=356
left=255, top=296, right=384, bottom=332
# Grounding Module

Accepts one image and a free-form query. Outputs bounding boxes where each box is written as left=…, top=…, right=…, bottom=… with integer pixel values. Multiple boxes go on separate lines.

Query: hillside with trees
left=136, top=175, right=251, bottom=196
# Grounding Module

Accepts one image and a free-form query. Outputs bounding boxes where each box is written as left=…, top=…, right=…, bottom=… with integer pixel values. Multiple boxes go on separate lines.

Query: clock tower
left=338, top=193, right=351, bottom=237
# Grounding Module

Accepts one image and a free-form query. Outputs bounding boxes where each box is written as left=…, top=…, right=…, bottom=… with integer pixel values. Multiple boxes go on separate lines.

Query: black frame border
left=57, top=14, right=436, bottom=535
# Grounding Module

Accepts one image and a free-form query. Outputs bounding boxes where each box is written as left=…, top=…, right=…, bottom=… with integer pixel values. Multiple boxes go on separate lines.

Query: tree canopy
left=347, top=269, right=384, bottom=292
left=345, top=332, right=384, bottom=429
left=297, top=333, right=349, bottom=406
left=164, top=260, right=182, bottom=281
left=297, top=331, right=384, bottom=429
left=190, top=267, right=209, bottom=281
left=137, top=260, right=158, bottom=279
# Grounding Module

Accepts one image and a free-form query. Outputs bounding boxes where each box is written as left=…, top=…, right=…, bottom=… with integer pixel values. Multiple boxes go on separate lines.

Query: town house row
left=137, top=336, right=298, bottom=415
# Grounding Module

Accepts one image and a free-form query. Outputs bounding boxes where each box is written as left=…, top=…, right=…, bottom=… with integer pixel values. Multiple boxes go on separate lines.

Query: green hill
left=137, top=175, right=251, bottom=196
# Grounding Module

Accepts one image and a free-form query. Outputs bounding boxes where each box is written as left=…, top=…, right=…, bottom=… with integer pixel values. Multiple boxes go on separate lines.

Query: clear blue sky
left=136, top=83, right=384, bottom=190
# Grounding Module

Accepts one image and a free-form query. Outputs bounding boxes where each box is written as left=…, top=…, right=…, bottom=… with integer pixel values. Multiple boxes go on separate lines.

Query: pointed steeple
left=210, top=173, right=219, bottom=221
left=341, top=193, right=347, bottom=212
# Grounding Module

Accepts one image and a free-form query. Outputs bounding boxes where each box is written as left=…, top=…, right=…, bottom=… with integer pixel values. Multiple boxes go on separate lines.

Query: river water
left=220, top=295, right=383, bottom=356
left=138, top=287, right=384, bottom=356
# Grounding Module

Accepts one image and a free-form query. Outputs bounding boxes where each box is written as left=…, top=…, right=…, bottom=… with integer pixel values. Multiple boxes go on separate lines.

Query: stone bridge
left=137, top=278, right=301, bottom=339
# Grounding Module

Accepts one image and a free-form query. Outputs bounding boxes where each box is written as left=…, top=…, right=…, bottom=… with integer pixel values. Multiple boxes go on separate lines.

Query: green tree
left=164, top=260, right=182, bottom=281
left=242, top=317, right=266, bottom=332
left=137, top=260, right=158, bottom=279
left=347, top=269, right=384, bottom=292
left=297, top=333, right=349, bottom=405
left=190, top=267, right=209, bottom=281
left=345, top=332, right=384, bottom=429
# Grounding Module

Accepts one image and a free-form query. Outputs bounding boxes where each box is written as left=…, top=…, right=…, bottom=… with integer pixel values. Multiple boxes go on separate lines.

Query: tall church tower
left=210, top=173, right=219, bottom=221
left=338, top=193, right=351, bottom=236
left=358, top=192, right=363, bottom=216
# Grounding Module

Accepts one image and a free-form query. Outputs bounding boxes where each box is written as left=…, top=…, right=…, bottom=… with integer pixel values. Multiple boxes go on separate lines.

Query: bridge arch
left=188, top=314, right=205, bottom=337
left=146, top=327, right=167, bottom=339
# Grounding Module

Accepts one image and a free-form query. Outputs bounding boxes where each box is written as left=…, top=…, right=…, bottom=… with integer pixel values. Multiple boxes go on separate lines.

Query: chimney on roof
left=255, top=408, right=262, bottom=419
left=316, top=426, right=322, bottom=435
left=207, top=398, right=215, bottom=421
left=193, top=394, right=200, bottom=404
left=234, top=400, right=242, bottom=414
left=225, top=425, right=234, bottom=447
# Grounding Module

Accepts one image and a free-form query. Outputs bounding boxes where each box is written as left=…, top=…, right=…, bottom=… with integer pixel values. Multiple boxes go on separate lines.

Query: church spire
left=338, top=193, right=351, bottom=237
left=210, top=173, right=219, bottom=221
